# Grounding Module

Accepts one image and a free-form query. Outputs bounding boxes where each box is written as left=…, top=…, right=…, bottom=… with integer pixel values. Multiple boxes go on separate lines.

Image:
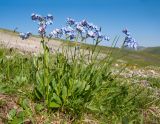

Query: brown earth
left=0, top=31, right=62, bottom=53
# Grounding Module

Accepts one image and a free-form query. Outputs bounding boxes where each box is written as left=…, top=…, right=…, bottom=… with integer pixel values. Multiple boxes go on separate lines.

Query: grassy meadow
left=0, top=29, right=160, bottom=124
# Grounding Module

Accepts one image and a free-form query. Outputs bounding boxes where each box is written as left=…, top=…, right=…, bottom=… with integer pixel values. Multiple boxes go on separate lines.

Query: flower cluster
left=19, top=32, right=32, bottom=40
left=31, top=13, right=53, bottom=36
left=19, top=13, right=140, bottom=51
left=49, top=18, right=109, bottom=42
left=122, top=29, right=138, bottom=50
left=49, top=28, right=63, bottom=39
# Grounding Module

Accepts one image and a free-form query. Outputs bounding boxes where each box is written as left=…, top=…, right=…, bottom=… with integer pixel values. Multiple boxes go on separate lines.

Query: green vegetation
left=0, top=39, right=160, bottom=123
left=142, top=47, right=160, bottom=55
left=0, top=28, right=18, bottom=36
left=0, top=28, right=160, bottom=123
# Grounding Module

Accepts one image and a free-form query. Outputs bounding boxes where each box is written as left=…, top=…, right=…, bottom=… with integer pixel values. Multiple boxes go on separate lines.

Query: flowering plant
left=18, top=13, right=113, bottom=112
left=49, top=17, right=110, bottom=43
left=31, top=13, right=53, bottom=37
left=19, top=32, right=32, bottom=40
left=122, top=29, right=138, bottom=50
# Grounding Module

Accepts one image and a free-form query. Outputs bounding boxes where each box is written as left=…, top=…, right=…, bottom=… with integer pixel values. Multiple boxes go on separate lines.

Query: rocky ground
left=0, top=31, right=62, bottom=53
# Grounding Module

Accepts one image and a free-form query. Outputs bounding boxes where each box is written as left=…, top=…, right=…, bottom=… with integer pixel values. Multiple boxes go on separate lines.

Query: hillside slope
left=0, top=28, right=62, bottom=53
left=0, top=28, right=160, bottom=67
left=142, top=47, right=160, bottom=55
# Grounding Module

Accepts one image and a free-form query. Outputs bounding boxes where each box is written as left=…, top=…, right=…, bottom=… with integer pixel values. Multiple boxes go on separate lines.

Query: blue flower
left=91, top=31, right=109, bottom=41
left=50, top=30, right=57, bottom=37
left=31, top=13, right=37, bottom=21
left=19, top=32, right=31, bottom=40
left=87, top=31, right=95, bottom=38
left=26, top=32, right=32, bottom=37
left=87, top=23, right=94, bottom=30
left=80, top=19, right=88, bottom=27
left=50, top=29, right=63, bottom=38
left=122, top=29, right=130, bottom=36
left=132, top=42, right=138, bottom=49
left=38, top=25, right=46, bottom=35
left=49, top=17, right=109, bottom=43
left=32, top=14, right=43, bottom=22
left=31, top=13, right=54, bottom=37
left=68, top=32, right=76, bottom=40
left=94, top=25, right=101, bottom=32
left=96, top=32, right=103, bottom=39
left=62, top=26, right=74, bottom=34
left=104, top=36, right=110, bottom=41
left=46, top=20, right=53, bottom=25
left=76, top=24, right=85, bottom=33
left=19, top=32, right=26, bottom=40
left=122, top=29, right=138, bottom=50
left=47, top=14, right=53, bottom=21
left=67, top=17, right=75, bottom=26
left=86, top=23, right=101, bottom=32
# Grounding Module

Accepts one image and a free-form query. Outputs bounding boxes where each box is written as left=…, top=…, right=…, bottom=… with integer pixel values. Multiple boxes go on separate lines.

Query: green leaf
left=85, top=85, right=90, bottom=91
left=72, top=79, right=80, bottom=93
left=16, top=111, right=25, bottom=118
left=44, top=46, right=49, bottom=67
left=0, top=85, right=15, bottom=93
left=35, top=104, right=44, bottom=112
left=18, top=99, right=30, bottom=112
left=122, top=116, right=129, bottom=124
left=7, top=109, right=16, bottom=120
left=52, top=79, right=58, bottom=95
left=74, top=80, right=87, bottom=95
left=80, top=80, right=87, bottom=92
left=36, top=72, right=44, bottom=86
left=34, top=88, right=42, bottom=100
left=51, top=93, right=62, bottom=105
left=10, top=117, right=24, bottom=124
left=87, top=105, right=99, bottom=112
left=49, top=102, right=60, bottom=108
left=62, top=86, right=67, bottom=102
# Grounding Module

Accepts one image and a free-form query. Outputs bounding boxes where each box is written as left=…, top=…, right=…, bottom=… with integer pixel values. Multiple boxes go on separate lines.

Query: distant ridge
left=0, top=28, right=160, bottom=66
left=137, top=46, right=146, bottom=50
left=142, top=47, right=160, bottom=55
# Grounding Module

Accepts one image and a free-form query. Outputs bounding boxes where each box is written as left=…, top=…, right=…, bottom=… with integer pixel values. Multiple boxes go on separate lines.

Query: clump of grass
left=0, top=48, right=34, bottom=95
left=0, top=42, right=160, bottom=123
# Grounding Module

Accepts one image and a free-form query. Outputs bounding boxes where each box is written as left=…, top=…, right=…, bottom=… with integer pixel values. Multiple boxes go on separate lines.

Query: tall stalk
left=41, top=37, right=50, bottom=105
